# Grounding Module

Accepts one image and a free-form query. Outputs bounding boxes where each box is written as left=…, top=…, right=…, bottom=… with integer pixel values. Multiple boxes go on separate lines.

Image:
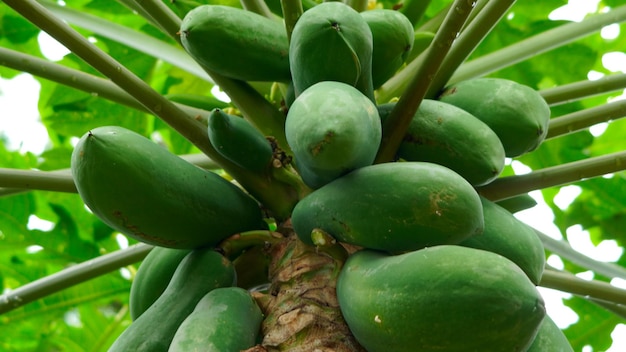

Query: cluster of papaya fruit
left=68, top=1, right=575, bottom=351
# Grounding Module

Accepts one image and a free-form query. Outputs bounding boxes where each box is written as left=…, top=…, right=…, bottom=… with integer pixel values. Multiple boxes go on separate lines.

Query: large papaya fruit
left=438, top=77, right=551, bottom=157
left=109, top=248, right=236, bottom=352
left=289, top=2, right=374, bottom=101
left=168, top=287, right=263, bottom=352
left=180, top=5, right=290, bottom=82
left=285, top=81, right=381, bottom=189
left=129, top=247, right=191, bottom=320
left=291, top=162, right=484, bottom=252
left=459, top=196, right=546, bottom=284
left=71, top=126, right=267, bottom=249
left=337, top=246, right=546, bottom=352
left=526, top=316, right=574, bottom=352
left=378, top=99, right=506, bottom=186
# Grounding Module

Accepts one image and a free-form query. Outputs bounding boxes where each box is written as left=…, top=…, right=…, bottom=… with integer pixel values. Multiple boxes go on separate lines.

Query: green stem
left=547, top=99, right=626, bottom=139
left=448, top=4, right=626, bottom=85
left=218, top=230, right=284, bottom=260
left=374, top=0, right=475, bottom=163
left=540, top=268, right=626, bottom=305
left=242, top=0, right=278, bottom=19
left=0, top=243, right=153, bottom=315
left=477, top=151, right=626, bottom=201
left=399, top=0, right=433, bottom=28
left=125, top=0, right=184, bottom=41
left=587, top=298, right=626, bottom=320
left=541, top=73, right=626, bottom=106
left=344, top=0, right=368, bottom=12
left=281, top=0, right=304, bottom=42
left=115, top=0, right=167, bottom=32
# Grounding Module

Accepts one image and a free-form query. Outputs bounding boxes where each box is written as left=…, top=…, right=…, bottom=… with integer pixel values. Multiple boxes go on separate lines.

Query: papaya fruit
left=336, top=246, right=546, bottom=352
left=526, top=315, right=574, bottom=352
left=289, top=2, right=375, bottom=101
left=207, top=109, right=274, bottom=174
left=459, top=196, right=546, bottom=284
left=378, top=99, right=506, bottom=186
left=495, top=193, right=538, bottom=213
left=168, top=287, right=263, bottom=352
left=285, top=81, right=381, bottom=189
left=360, top=9, right=414, bottom=89
left=71, top=126, right=267, bottom=249
left=438, top=77, right=551, bottom=157
left=291, top=162, right=484, bottom=252
left=109, top=248, right=236, bottom=352
left=129, top=247, right=191, bottom=320
left=180, top=5, right=290, bottom=82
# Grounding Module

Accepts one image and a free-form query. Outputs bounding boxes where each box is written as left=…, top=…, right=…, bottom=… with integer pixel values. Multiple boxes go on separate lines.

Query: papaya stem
left=122, top=0, right=183, bottom=42
left=477, top=151, right=626, bottom=201
left=540, top=73, right=626, bottom=106
left=374, top=0, right=475, bottom=164
left=399, top=0, right=433, bottom=28
left=114, top=0, right=171, bottom=33
left=0, top=243, right=153, bottom=315
left=448, top=4, right=626, bottom=85
left=540, top=268, right=626, bottom=305
left=218, top=230, right=284, bottom=260
left=281, top=0, right=304, bottom=42
left=241, top=0, right=277, bottom=20
left=546, top=99, right=626, bottom=139
left=344, top=0, right=368, bottom=13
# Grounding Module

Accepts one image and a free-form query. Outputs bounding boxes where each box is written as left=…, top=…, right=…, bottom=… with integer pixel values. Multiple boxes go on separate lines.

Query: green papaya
left=438, top=77, right=551, bottom=157
left=291, top=162, right=484, bottom=252
left=129, top=247, right=191, bottom=321
left=71, top=126, right=267, bottom=249
left=166, top=93, right=229, bottom=111
left=406, top=31, right=435, bottom=63
left=168, top=287, right=263, bottom=352
left=109, top=248, right=236, bottom=352
left=207, top=109, right=274, bottom=174
left=289, top=2, right=375, bottom=101
left=361, top=9, right=414, bottom=89
left=337, top=246, right=546, bottom=352
left=180, top=5, right=290, bottom=82
left=526, top=316, right=574, bottom=352
left=495, top=193, right=538, bottom=213
left=286, top=81, right=381, bottom=189
left=378, top=99, right=506, bottom=186
left=459, top=196, right=546, bottom=284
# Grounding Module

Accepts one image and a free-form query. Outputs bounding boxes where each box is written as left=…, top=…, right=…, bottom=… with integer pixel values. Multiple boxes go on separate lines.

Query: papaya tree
left=1, top=0, right=626, bottom=350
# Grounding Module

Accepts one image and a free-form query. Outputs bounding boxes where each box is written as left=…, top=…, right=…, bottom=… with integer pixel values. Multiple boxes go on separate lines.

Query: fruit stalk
left=546, top=99, right=626, bottom=139
left=280, top=0, right=303, bottom=42
left=540, top=72, right=626, bottom=106
left=540, top=269, right=626, bottom=305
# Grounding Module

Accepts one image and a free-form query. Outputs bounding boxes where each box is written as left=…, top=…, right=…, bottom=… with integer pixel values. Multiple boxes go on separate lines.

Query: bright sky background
left=1, top=0, right=626, bottom=350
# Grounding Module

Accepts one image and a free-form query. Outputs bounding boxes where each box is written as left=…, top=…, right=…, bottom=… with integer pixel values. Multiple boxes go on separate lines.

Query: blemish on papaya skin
left=310, top=131, right=335, bottom=156
left=428, top=190, right=457, bottom=217
left=112, top=210, right=182, bottom=247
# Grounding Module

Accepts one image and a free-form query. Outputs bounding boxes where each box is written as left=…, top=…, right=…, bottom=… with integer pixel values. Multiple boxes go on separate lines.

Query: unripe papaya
left=291, top=162, right=483, bottom=252
left=129, top=247, right=191, bottom=320
left=495, top=193, right=538, bottom=213
left=378, top=99, right=506, bottom=186
left=289, top=2, right=374, bottom=101
left=438, top=77, right=551, bottom=157
left=168, top=287, right=263, bottom=352
left=337, top=246, right=546, bottom=352
left=286, top=81, right=381, bottom=189
left=71, top=126, right=267, bottom=249
left=526, top=316, right=574, bottom=352
left=180, top=5, right=290, bottom=82
left=459, top=196, right=546, bottom=284
left=361, top=9, right=414, bottom=89
left=207, top=109, right=274, bottom=174
left=109, top=248, right=236, bottom=352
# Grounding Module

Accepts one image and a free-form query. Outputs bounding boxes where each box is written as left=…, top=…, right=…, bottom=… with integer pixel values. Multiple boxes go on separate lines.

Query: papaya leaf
left=563, top=295, right=625, bottom=351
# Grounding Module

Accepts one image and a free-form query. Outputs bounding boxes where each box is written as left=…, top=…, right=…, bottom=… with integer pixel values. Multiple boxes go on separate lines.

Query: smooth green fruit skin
left=129, top=247, right=191, bottom=320
left=459, top=196, right=546, bottom=284
left=71, top=126, right=267, bottom=249
left=290, top=2, right=375, bottom=101
left=208, top=109, right=274, bottom=173
left=109, top=248, right=236, bottom=352
left=378, top=100, right=506, bottom=186
left=438, top=77, right=551, bottom=157
left=337, top=246, right=546, bottom=352
left=526, top=316, right=574, bottom=352
left=361, top=9, right=414, bottom=89
left=495, top=193, right=537, bottom=213
left=168, top=287, right=263, bottom=352
left=286, top=81, right=381, bottom=189
left=291, top=162, right=484, bottom=252
left=180, top=5, right=290, bottom=82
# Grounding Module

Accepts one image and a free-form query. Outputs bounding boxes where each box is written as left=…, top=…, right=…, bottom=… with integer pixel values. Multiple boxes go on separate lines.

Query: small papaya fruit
left=291, top=162, right=484, bottom=252
left=360, top=9, right=414, bottom=89
left=289, top=2, right=375, bottom=101
left=438, top=77, right=551, bottom=157
left=285, top=81, right=381, bottom=189
left=378, top=99, right=506, bottom=186
left=168, top=287, right=263, bottom=352
left=129, top=247, right=191, bottom=320
left=337, top=246, right=546, bottom=352
left=526, top=316, right=574, bottom=352
left=71, top=126, right=267, bottom=249
left=207, top=109, right=274, bottom=174
left=180, top=5, right=290, bottom=82
left=459, top=196, right=546, bottom=284
left=109, top=248, right=236, bottom=352
left=495, top=193, right=538, bottom=213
